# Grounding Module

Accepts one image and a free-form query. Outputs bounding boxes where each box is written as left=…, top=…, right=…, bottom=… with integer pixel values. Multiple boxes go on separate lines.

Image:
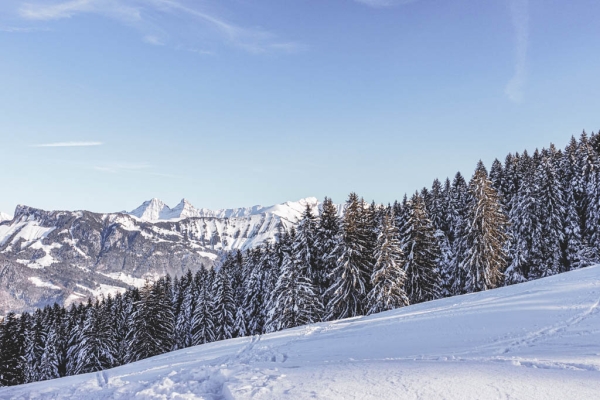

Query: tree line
left=1, top=131, right=599, bottom=387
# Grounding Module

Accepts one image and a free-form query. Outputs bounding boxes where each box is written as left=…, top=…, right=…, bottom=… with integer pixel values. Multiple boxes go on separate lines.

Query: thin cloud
left=143, top=35, right=165, bottom=46
left=0, top=26, right=50, bottom=33
left=505, top=0, right=529, bottom=103
left=354, top=0, right=419, bottom=8
left=16, top=0, right=301, bottom=54
left=94, top=163, right=151, bottom=173
left=33, top=141, right=103, bottom=147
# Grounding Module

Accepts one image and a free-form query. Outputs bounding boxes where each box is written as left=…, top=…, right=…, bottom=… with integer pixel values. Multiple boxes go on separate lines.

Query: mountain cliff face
left=0, top=197, right=322, bottom=315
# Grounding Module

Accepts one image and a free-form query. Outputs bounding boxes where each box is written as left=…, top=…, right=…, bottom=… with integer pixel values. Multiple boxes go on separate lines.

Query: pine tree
left=449, top=172, right=469, bottom=295
left=192, top=269, right=216, bottom=345
left=174, top=270, right=196, bottom=350
left=69, top=299, right=116, bottom=375
left=325, top=193, right=372, bottom=320
left=129, top=278, right=175, bottom=362
left=39, top=325, right=60, bottom=381
left=462, top=161, right=509, bottom=292
left=265, top=231, right=323, bottom=332
left=367, top=208, right=409, bottom=314
left=22, top=310, right=44, bottom=383
left=315, top=197, right=340, bottom=299
left=400, top=192, right=441, bottom=304
left=212, top=263, right=236, bottom=341
left=243, top=247, right=270, bottom=335
left=0, top=313, right=25, bottom=386
left=294, top=203, right=319, bottom=283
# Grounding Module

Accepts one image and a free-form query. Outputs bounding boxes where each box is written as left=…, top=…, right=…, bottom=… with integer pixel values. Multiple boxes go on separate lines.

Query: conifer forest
left=2, top=132, right=600, bottom=387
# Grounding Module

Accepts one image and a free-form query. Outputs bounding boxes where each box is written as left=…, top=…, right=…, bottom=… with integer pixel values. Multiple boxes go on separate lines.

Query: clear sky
left=0, top=0, right=599, bottom=214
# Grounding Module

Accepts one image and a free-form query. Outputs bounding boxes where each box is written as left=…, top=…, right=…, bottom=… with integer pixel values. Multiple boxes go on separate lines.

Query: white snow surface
left=3, top=266, right=600, bottom=399
left=27, top=277, right=60, bottom=290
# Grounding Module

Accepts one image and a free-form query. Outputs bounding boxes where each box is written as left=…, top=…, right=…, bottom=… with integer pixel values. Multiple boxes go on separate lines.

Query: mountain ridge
left=0, top=197, right=328, bottom=315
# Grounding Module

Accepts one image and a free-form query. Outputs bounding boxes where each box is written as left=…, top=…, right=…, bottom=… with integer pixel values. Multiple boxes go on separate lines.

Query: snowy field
left=2, top=266, right=600, bottom=399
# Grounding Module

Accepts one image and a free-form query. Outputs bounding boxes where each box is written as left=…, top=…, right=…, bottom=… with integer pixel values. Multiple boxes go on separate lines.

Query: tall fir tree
left=367, top=208, right=409, bottom=314
left=462, top=161, right=509, bottom=292
left=315, top=197, right=340, bottom=299
left=325, top=193, right=372, bottom=320
left=400, top=192, right=441, bottom=304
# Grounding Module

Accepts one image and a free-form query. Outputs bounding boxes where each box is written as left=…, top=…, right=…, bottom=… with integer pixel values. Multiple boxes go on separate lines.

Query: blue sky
left=0, top=0, right=599, bottom=214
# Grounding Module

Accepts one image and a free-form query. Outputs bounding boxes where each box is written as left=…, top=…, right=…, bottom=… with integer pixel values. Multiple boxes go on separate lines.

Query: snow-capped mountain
left=0, top=197, right=325, bottom=315
left=128, top=197, right=323, bottom=221
left=0, top=212, right=11, bottom=223
left=2, top=264, right=598, bottom=399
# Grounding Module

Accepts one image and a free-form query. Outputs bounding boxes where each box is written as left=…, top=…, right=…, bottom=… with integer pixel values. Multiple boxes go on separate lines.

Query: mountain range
left=0, top=197, right=329, bottom=315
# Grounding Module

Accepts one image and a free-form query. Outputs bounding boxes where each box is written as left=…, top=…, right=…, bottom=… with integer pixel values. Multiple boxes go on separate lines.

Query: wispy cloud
left=505, top=0, right=529, bottom=103
left=94, top=162, right=151, bottom=173
left=143, top=35, right=165, bottom=46
left=0, top=26, right=50, bottom=33
left=33, top=141, right=103, bottom=147
left=15, top=0, right=301, bottom=54
left=354, top=0, right=419, bottom=8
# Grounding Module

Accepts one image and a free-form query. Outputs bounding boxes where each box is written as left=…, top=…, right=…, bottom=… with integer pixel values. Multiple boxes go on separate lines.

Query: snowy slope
left=3, top=266, right=600, bottom=399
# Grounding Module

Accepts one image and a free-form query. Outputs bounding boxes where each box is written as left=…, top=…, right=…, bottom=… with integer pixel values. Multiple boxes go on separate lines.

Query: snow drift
left=2, top=264, right=599, bottom=399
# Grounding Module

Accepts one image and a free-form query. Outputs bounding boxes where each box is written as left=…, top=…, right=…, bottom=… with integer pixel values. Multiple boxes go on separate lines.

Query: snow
left=0, top=212, right=12, bottom=223
left=100, top=272, right=150, bottom=287
left=3, top=265, right=600, bottom=399
left=0, top=220, right=55, bottom=247
left=27, top=277, right=61, bottom=290
left=76, top=283, right=127, bottom=298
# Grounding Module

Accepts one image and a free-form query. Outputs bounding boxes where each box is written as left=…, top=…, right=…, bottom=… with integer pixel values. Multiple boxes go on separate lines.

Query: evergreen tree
left=174, top=270, right=196, bottom=350
left=367, top=208, right=409, bottom=314
left=449, top=172, right=469, bottom=295
left=191, top=269, right=216, bottom=345
left=39, top=325, right=60, bottom=381
left=129, top=278, right=175, bottom=362
left=265, top=234, right=323, bottom=332
left=212, top=263, right=236, bottom=341
left=69, top=300, right=116, bottom=375
left=315, top=197, right=340, bottom=298
left=0, top=313, right=24, bottom=386
left=400, top=192, right=441, bottom=304
left=462, top=161, right=509, bottom=292
left=325, top=193, right=372, bottom=320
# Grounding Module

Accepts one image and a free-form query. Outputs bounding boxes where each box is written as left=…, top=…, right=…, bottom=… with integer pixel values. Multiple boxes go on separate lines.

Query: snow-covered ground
left=3, top=266, right=600, bottom=399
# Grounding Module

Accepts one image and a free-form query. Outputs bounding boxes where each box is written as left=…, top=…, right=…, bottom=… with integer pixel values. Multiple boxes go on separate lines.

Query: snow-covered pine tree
left=532, top=147, right=566, bottom=277
left=191, top=268, right=216, bottom=345
left=448, top=172, right=469, bottom=295
left=70, top=299, right=116, bottom=375
left=0, top=313, right=24, bottom=386
left=265, top=229, right=323, bottom=332
left=212, top=263, right=236, bottom=341
left=367, top=208, right=409, bottom=314
left=38, top=325, right=60, bottom=381
left=505, top=164, right=540, bottom=284
left=315, top=197, right=340, bottom=298
left=325, top=193, right=372, bottom=320
left=294, top=203, right=319, bottom=283
left=128, top=278, right=175, bottom=362
left=400, top=192, right=441, bottom=304
left=243, top=246, right=270, bottom=335
left=462, top=161, right=509, bottom=292
left=22, top=310, right=44, bottom=383
left=174, top=270, right=196, bottom=350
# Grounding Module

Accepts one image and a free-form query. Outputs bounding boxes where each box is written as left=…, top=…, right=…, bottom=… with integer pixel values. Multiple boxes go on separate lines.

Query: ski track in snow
left=3, top=268, right=600, bottom=399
